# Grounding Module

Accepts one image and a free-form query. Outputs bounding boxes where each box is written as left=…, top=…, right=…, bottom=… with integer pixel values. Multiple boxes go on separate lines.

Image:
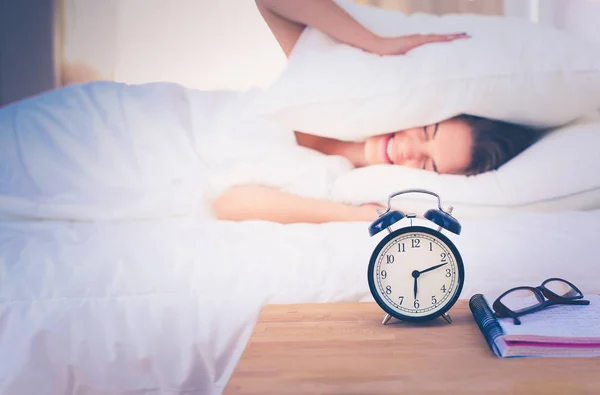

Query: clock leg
left=442, top=313, right=452, bottom=324
left=382, top=314, right=393, bottom=325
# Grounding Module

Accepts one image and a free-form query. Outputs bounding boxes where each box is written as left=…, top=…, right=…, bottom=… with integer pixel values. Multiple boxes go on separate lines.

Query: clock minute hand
left=411, top=270, right=421, bottom=299
left=414, top=277, right=418, bottom=299
left=419, top=262, right=448, bottom=275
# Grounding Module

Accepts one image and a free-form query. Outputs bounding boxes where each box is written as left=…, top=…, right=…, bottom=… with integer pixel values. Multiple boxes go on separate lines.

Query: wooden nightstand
left=225, top=300, right=600, bottom=395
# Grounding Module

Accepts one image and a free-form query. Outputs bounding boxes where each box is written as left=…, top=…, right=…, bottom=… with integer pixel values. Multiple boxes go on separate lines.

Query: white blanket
left=1, top=211, right=598, bottom=394
left=0, top=82, right=352, bottom=221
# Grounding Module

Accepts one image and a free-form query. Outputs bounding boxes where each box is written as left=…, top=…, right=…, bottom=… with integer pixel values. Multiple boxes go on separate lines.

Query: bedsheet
left=1, top=210, right=599, bottom=394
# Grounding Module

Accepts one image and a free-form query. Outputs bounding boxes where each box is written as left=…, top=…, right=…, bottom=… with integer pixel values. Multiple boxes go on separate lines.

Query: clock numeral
left=386, top=255, right=395, bottom=264
left=441, top=285, right=447, bottom=293
left=440, top=253, right=447, bottom=263
left=445, top=268, right=452, bottom=277
left=398, top=243, right=405, bottom=253
left=386, top=285, right=392, bottom=294
left=411, top=239, right=420, bottom=248
left=431, top=296, right=437, bottom=305
left=398, top=296, right=404, bottom=305
left=429, top=242, right=433, bottom=251
left=414, top=299, right=420, bottom=309
left=380, top=270, right=387, bottom=279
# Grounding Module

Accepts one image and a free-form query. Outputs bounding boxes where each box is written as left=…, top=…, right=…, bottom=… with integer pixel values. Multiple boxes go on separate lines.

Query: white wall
left=63, top=0, right=600, bottom=91
left=63, top=0, right=288, bottom=91
left=504, top=0, right=600, bottom=44
left=554, top=0, right=600, bottom=45
left=62, top=0, right=118, bottom=80
left=503, top=0, right=536, bottom=21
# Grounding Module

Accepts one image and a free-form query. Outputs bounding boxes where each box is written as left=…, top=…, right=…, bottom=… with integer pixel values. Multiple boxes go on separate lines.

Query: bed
left=1, top=57, right=600, bottom=395
left=1, top=209, right=599, bottom=394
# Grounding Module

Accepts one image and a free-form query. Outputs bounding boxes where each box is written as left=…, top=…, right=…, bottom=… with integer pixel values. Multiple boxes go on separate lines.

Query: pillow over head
left=251, top=0, right=600, bottom=141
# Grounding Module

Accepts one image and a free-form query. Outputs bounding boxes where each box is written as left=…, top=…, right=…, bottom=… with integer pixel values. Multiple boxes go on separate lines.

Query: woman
left=0, top=1, right=540, bottom=224
left=212, top=0, right=541, bottom=224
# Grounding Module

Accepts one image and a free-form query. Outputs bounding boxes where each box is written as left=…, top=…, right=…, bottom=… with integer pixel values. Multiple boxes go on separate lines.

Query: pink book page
left=505, top=341, right=600, bottom=349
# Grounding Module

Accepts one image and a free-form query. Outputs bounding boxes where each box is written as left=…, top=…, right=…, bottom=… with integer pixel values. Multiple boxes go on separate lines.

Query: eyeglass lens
left=499, top=288, right=544, bottom=314
left=543, top=279, right=582, bottom=299
left=499, top=279, right=582, bottom=314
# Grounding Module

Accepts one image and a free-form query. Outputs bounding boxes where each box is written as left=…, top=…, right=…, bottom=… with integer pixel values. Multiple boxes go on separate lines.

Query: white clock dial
left=369, top=227, right=463, bottom=319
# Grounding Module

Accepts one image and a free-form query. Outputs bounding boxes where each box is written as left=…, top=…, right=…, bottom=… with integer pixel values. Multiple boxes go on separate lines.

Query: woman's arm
left=256, top=0, right=468, bottom=58
left=256, top=0, right=380, bottom=58
left=213, top=184, right=380, bottom=224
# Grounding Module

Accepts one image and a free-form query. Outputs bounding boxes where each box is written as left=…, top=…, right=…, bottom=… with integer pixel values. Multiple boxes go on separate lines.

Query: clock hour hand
left=419, top=262, right=448, bottom=275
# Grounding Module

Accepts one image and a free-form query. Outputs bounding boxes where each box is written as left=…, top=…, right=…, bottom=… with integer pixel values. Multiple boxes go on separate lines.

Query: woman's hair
left=455, top=114, right=544, bottom=176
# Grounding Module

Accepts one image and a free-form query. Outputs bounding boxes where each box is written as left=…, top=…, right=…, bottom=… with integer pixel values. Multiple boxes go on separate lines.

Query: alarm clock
left=367, top=189, right=464, bottom=325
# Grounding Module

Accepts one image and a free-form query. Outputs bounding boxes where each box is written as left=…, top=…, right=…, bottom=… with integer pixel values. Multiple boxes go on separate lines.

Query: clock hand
left=411, top=270, right=420, bottom=299
left=419, top=262, right=448, bottom=275
left=414, top=276, right=418, bottom=299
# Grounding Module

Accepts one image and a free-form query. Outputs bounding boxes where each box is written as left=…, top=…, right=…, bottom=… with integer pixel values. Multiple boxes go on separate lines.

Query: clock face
left=368, top=226, right=464, bottom=322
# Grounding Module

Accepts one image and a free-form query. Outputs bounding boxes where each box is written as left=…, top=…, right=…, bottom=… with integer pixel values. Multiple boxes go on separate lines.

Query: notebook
left=469, top=293, right=600, bottom=358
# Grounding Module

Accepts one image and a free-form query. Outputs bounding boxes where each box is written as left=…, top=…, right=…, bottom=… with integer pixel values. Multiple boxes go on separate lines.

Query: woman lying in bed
left=212, top=0, right=541, bottom=224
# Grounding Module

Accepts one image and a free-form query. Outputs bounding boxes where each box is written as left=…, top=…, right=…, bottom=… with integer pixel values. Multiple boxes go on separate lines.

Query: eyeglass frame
left=492, top=277, right=590, bottom=325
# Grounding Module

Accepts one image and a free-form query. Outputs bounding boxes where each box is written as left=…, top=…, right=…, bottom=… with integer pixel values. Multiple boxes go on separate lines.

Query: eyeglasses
left=492, top=278, right=590, bottom=325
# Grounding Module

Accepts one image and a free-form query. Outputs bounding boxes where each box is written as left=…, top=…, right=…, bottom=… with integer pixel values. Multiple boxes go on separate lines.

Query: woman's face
left=362, top=118, right=474, bottom=175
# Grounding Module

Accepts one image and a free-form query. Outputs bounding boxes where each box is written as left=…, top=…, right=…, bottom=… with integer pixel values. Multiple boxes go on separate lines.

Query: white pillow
left=250, top=0, right=600, bottom=141
left=328, top=116, right=600, bottom=219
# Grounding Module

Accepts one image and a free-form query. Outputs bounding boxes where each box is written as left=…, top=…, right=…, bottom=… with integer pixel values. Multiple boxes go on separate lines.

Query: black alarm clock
left=367, top=189, right=464, bottom=325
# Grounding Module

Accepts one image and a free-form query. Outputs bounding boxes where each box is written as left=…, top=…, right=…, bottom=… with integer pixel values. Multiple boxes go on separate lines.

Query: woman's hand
left=366, top=33, right=470, bottom=56
left=257, top=0, right=469, bottom=59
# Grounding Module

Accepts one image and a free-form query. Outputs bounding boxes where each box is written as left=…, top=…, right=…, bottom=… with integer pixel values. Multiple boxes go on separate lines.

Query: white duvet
left=0, top=82, right=352, bottom=222
left=1, top=211, right=599, bottom=394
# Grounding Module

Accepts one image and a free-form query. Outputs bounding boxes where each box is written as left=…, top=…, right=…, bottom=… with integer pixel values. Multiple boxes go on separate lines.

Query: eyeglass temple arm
left=564, top=299, right=590, bottom=305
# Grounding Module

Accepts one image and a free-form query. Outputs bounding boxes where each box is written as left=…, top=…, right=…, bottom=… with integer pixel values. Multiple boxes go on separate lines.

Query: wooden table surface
left=225, top=300, right=600, bottom=395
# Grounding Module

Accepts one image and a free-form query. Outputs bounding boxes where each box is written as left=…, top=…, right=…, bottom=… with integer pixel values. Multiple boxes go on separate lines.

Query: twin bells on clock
left=368, top=189, right=462, bottom=237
